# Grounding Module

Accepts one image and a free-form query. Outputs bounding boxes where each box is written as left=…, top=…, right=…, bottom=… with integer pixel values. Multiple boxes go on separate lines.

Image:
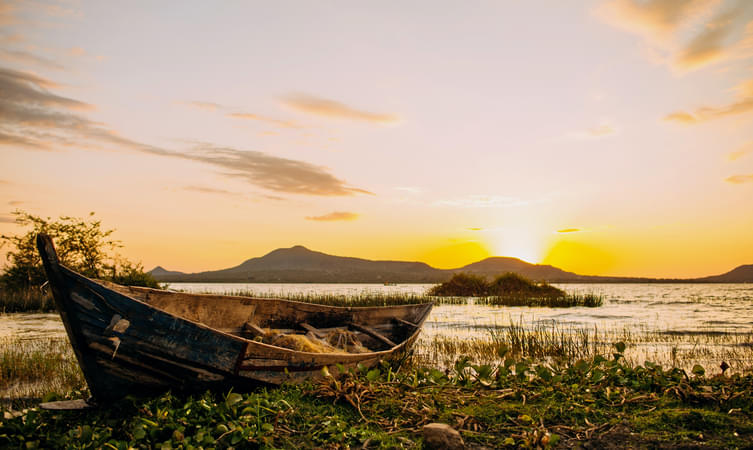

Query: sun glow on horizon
left=488, top=230, right=544, bottom=265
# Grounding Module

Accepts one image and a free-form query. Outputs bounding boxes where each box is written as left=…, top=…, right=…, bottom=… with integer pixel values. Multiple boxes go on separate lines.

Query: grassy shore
left=1, top=344, right=752, bottom=448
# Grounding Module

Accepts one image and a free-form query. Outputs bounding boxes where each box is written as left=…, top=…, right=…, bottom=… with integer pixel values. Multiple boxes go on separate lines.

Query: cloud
left=0, top=215, right=16, bottom=224
left=467, top=227, right=483, bottom=231
left=184, top=100, right=223, bottom=111
left=7, top=200, right=23, bottom=206
left=305, top=211, right=359, bottom=222
left=597, top=0, right=716, bottom=40
left=176, top=144, right=373, bottom=196
left=182, top=186, right=241, bottom=197
left=675, top=4, right=753, bottom=69
left=557, top=228, right=582, bottom=233
left=183, top=100, right=304, bottom=129
left=0, top=48, right=65, bottom=70
left=727, top=141, right=753, bottom=160
left=598, top=0, right=753, bottom=71
left=436, top=195, right=529, bottom=208
left=568, top=123, right=617, bottom=139
left=664, top=79, right=753, bottom=123
left=0, top=65, right=373, bottom=197
left=227, top=112, right=302, bottom=129
left=282, top=93, right=399, bottom=124
left=725, top=174, right=753, bottom=183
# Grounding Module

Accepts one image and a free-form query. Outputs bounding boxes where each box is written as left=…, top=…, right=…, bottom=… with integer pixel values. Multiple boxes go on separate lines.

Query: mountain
left=148, top=266, right=186, bottom=277
left=150, top=246, right=443, bottom=283
left=148, top=246, right=753, bottom=283
left=695, top=265, right=753, bottom=283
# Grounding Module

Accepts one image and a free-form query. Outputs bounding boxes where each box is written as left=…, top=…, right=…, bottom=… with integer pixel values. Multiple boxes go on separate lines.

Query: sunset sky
left=1, top=0, right=753, bottom=278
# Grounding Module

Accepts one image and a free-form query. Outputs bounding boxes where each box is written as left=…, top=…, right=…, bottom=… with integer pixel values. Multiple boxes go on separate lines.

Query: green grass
left=1, top=345, right=752, bottom=448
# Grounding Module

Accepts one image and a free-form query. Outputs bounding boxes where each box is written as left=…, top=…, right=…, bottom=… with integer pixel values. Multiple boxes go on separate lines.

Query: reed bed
left=474, top=292, right=603, bottom=307
left=0, top=288, right=55, bottom=313
left=413, top=322, right=753, bottom=376
left=0, top=337, right=85, bottom=407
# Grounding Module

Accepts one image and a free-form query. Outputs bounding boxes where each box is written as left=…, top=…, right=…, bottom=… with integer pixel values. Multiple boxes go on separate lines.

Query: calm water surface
left=2, top=283, right=752, bottom=338
left=2, top=283, right=751, bottom=371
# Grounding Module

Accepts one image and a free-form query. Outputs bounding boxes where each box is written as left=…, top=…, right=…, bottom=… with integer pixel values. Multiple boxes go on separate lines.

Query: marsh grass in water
left=415, top=322, right=753, bottom=376
left=0, top=288, right=55, bottom=313
left=429, top=273, right=604, bottom=307
left=0, top=338, right=85, bottom=407
left=1, top=345, right=752, bottom=448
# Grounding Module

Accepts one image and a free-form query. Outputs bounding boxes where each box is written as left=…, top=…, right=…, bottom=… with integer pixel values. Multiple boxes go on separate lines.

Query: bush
left=427, top=273, right=489, bottom=296
left=1, top=210, right=159, bottom=290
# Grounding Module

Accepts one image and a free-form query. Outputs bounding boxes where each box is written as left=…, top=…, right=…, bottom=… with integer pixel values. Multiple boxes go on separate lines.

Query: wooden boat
left=36, top=234, right=432, bottom=404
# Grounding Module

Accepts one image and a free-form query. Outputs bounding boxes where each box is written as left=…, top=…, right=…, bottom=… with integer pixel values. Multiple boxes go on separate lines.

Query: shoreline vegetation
left=428, top=273, right=604, bottom=307
left=1, top=341, right=752, bottom=448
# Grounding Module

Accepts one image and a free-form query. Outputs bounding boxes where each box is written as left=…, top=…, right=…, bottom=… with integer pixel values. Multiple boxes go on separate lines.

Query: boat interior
left=97, top=281, right=431, bottom=354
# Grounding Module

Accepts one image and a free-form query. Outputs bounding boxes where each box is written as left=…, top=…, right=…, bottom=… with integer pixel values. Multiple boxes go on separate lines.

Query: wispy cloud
left=675, top=4, right=752, bottom=69
left=436, top=195, right=529, bottom=208
left=727, top=141, right=753, bottom=160
left=182, top=100, right=304, bottom=129
left=725, top=174, right=753, bottom=183
left=568, top=123, right=617, bottom=139
left=182, top=186, right=242, bottom=197
left=597, top=0, right=716, bottom=41
left=7, top=200, right=23, bottom=206
left=282, top=93, right=399, bottom=124
left=598, top=0, right=753, bottom=71
left=664, top=76, right=753, bottom=123
left=0, top=65, right=372, bottom=197
left=184, top=100, right=223, bottom=111
left=175, top=144, right=373, bottom=196
left=305, top=211, right=359, bottom=222
left=0, top=215, right=16, bottom=224
left=227, top=113, right=302, bottom=129
left=0, top=48, right=64, bottom=70
left=557, top=228, right=582, bottom=233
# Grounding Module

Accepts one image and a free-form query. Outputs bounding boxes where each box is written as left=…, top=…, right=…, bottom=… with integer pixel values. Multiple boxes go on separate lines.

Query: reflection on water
left=1, top=283, right=751, bottom=372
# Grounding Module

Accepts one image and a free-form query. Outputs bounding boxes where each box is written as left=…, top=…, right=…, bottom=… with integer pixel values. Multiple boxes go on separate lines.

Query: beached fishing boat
left=36, top=234, right=432, bottom=404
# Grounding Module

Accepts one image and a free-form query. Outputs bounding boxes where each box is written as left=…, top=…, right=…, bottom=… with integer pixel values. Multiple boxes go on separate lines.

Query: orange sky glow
left=1, top=0, right=752, bottom=278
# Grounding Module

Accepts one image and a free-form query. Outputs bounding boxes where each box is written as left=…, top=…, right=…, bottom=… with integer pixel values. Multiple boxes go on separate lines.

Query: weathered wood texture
left=36, top=234, right=432, bottom=402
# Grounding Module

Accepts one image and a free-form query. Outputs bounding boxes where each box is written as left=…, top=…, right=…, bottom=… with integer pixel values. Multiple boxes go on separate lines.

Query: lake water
left=2, top=283, right=751, bottom=373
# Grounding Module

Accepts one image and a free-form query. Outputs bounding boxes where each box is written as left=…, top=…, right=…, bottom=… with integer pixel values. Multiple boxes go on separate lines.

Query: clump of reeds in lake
left=0, top=338, right=85, bottom=407
left=0, top=287, right=56, bottom=313
left=427, top=272, right=603, bottom=307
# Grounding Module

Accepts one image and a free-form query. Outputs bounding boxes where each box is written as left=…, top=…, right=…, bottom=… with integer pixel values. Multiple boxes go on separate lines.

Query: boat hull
left=36, top=234, right=431, bottom=402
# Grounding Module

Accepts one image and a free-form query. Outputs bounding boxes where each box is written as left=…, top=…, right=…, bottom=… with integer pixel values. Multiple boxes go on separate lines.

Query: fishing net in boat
left=324, top=329, right=370, bottom=353
left=260, top=328, right=371, bottom=354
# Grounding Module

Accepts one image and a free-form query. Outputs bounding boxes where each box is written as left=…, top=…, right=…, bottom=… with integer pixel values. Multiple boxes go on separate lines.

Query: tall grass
left=413, top=322, right=753, bottom=376
left=0, top=288, right=55, bottom=313
left=0, top=338, right=85, bottom=406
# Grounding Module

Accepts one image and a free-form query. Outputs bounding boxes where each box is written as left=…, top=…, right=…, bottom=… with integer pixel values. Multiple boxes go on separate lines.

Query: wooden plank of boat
left=39, top=399, right=95, bottom=410
left=393, top=317, right=418, bottom=328
left=348, top=322, right=396, bottom=347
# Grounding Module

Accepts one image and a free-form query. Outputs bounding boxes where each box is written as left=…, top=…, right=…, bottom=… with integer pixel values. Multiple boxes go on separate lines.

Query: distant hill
left=695, top=265, right=753, bottom=283
left=149, top=245, right=753, bottom=283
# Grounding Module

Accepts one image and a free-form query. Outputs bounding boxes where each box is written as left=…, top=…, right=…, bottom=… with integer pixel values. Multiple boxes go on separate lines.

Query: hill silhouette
left=149, top=245, right=753, bottom=283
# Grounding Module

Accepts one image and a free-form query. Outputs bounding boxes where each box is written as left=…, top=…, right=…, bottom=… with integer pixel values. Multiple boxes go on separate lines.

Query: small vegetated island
left=427, top=272, right=603, bottom=307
